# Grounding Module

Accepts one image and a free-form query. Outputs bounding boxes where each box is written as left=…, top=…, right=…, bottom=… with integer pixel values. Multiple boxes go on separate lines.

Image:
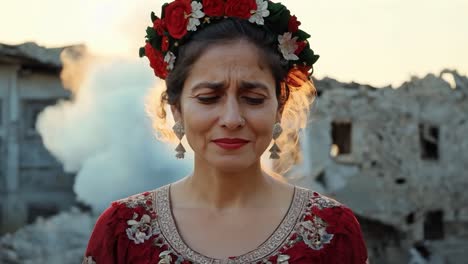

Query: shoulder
left=106, top=184, right=170, bottom=223
left=113, top=190, right=157, bottom=214
left=100, top=189, right=162, bottom=241
left=297, top=187, right=359, bottom=225
left=91, top=190, right=158, bottom=231
left=84, top=188, right=164, bottom=263
left=300, top=187, right=365, bottom=239
left=291, top=187, right=368, bottom=263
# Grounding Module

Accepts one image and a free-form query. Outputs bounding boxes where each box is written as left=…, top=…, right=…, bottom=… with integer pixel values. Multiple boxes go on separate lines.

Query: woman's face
left=172, top=40, right=281, bottom=172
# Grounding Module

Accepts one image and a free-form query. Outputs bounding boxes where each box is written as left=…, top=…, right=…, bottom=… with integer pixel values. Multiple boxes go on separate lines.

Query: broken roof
left=0, top=42, right=83, bottom=70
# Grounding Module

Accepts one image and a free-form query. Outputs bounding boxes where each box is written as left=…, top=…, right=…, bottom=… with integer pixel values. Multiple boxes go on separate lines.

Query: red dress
left=83, top=185, right=368, bottom=264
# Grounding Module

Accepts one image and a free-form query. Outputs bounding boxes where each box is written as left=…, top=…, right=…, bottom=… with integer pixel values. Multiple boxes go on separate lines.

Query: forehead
left=183, top=40, right=275, bottom=90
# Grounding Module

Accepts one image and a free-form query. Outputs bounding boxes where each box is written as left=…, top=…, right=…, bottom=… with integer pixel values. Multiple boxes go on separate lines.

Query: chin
left=206, top=155, right=258, bottom=173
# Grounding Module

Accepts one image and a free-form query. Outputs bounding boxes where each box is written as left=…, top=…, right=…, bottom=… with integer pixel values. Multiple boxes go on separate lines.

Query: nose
left=219, top=96, right=244, bottom=129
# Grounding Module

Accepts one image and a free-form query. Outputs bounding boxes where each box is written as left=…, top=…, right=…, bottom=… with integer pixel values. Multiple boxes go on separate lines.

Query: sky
left=1, top=0, right=467, bottom=87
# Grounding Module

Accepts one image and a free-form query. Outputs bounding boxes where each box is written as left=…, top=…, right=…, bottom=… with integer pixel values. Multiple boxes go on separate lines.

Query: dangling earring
left=172, top=121, right=186, bottom=159
left=269, top=122, right=283, bottom=159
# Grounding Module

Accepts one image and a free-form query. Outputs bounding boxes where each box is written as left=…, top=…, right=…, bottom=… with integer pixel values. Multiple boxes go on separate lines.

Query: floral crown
left=140, top=0, right=319, bottom=86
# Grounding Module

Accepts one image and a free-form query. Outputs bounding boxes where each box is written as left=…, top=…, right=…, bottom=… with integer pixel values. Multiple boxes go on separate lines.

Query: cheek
left=248, top=108, right=277, bottom=141
left=181, top=101, right=216, bottom=140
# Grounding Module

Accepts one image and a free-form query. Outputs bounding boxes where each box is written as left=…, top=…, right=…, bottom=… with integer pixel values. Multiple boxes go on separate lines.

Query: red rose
left=164, top=0, right=191, bottom=39
left=153, top=18, right=166, bottom=36
left=203, top=0, right=224, bottom=16
left=145, top=42, right=168, bottom=79
left=225, top=0, right=257, bottom=19
left=288, top=15, right=301, bottom=33
left=161, top=36, right=169, bottom=52
left=295, top=40, right=306, bottom=55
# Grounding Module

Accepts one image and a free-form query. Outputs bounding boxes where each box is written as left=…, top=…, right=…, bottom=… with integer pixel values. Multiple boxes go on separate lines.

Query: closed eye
left=242, top=96, right=265, bottom=105
left=196, top=95, right=220, bottom=104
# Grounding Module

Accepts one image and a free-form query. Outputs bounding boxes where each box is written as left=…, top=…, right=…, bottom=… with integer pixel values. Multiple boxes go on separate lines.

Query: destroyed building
left=293, top=71, right=468, bottom=263
left=0, top=41, right=467, bottom=264
left=0, top=42, right=76, bottom=234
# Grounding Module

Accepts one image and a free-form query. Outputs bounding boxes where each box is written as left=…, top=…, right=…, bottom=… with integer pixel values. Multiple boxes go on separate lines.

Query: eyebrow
left=190, top=81, right=271, bottom=94
left=190, top=82, right=225, bottom=93
left=239, top=81, right=270, bottom=94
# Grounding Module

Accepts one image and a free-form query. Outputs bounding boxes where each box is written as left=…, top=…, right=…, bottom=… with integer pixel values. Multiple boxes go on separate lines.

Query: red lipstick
left=212, top=138, right=250, bottom=150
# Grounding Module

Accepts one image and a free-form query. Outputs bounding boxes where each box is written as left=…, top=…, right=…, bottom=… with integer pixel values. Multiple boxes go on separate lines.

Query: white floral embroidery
left=249, top=0, right=270, bottom=25
left=164, top=51, right=176, bottom=70
left=187, top=1, right=205, bottom=31
left=278, top=32, right=299, bottom=61
left=126, top=213, right=154, bottom=244
left=82, top=256, right=96, bottom=264
left=118, top=193, right=151, bottom=209
left=158, top=250, right=173, bottom=264
left=308, top=193, right=341, bottom=211
left=277, top=254, right=290, bottom=264
left=296, top=215, right=334, bottom=250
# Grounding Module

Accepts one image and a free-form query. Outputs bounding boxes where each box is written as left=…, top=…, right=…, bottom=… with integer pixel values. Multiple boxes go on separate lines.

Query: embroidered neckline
left=154, top=184, right=310, bottom=263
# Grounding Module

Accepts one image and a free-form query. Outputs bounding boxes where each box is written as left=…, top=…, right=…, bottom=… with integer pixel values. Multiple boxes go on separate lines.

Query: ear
left=170, top=105, right=182, bottom=123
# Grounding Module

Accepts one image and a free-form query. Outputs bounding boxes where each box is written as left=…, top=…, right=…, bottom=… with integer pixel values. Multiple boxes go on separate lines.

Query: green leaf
left=150, top=35, right=163, bottom=51
left=265, top=2, right=290, bottom=34
left=295, top=30, right=311, bottom=41
left=311, top=54, right=320, bottom=65
left=151, top=12, right=158, bottom=23
left=268, top=1, right=284, bottom=13
left=301, top=47, right=320, bottom=65
left=146, top=26, right=157, bottom=40
left=139, top=47, right=145, bottom=57
left=167, top=35, right=178, bottom=51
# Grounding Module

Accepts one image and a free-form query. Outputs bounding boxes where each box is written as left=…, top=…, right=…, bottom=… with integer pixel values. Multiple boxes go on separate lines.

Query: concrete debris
left=0, top=208, right=95, bottom=264
left=295, top=70, right=468, bottom=263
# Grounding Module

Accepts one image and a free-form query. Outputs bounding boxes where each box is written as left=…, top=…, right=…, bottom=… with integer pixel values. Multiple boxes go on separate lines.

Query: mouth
left=212, top=138, right=250, bottom=150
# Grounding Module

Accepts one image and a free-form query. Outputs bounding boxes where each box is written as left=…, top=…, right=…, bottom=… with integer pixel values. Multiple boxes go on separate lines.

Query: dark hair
left=159, top=18, right=290, bottom=118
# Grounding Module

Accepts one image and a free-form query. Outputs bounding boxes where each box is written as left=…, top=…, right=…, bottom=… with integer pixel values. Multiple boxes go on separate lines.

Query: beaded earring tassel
left=172, top=121, right=186, bottom=159
left=269, top=123, right=283, bottom=159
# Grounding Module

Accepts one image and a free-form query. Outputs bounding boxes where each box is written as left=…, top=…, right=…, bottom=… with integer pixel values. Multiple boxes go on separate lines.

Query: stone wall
left=0, top=43, right=76, bottom=234
left=294, top=70, right=468, bottom=263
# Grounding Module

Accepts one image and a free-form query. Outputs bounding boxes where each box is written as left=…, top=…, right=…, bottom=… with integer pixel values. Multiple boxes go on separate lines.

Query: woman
left=83, top=0, right=368, bottom=263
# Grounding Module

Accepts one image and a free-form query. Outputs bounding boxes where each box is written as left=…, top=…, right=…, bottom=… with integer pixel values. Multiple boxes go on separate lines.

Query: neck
left=181, top=159, right=275, bottom=210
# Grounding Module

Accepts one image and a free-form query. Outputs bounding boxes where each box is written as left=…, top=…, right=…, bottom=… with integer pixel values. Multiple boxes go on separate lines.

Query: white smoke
left=36, top=48, right=192, bottom=212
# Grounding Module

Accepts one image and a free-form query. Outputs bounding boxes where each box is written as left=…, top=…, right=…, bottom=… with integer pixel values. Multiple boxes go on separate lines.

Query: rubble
left=294, top=69, right=468, bottom=263
left=0, top=208, right=95, bottom=264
